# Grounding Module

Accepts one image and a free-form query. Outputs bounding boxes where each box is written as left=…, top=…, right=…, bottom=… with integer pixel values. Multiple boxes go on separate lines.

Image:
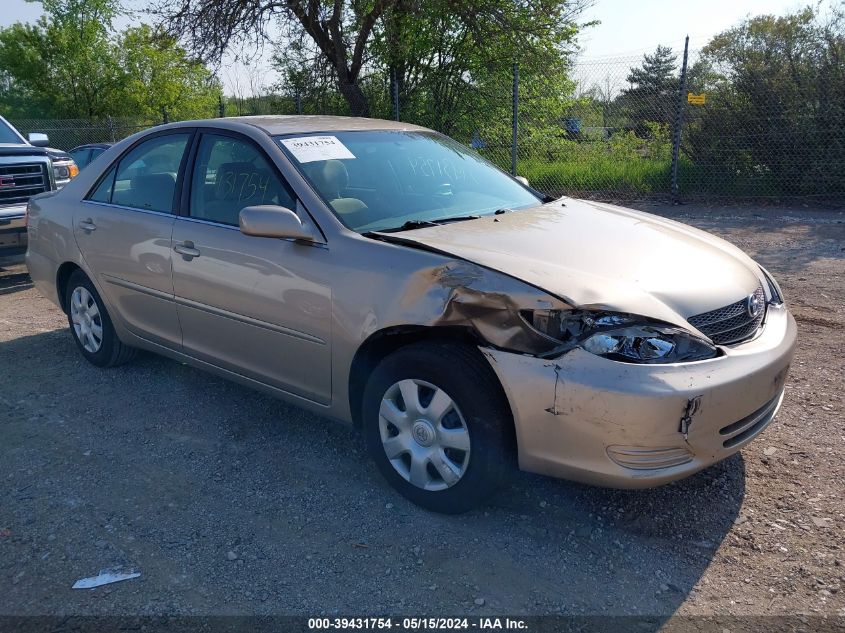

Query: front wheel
left=362, top=342, right=514, bottom=513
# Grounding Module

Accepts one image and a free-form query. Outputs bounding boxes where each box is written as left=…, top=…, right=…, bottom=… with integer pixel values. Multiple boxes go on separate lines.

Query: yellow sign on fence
left=687, top=92, right=706, bottom=105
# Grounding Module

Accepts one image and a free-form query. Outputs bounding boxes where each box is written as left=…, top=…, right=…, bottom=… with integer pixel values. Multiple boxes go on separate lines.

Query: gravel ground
left=0, top=204, right=843, bottom=622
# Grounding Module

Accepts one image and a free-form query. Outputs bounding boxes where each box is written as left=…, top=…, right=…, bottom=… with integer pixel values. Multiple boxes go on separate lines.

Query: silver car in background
left=25, top=116, right=796, bottom=513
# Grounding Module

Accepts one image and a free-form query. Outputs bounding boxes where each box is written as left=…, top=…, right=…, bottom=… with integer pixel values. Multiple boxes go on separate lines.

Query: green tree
left=620, top=45, right=678, bottom=134
left=269, top=38, right=353, bottom=116
left=373, top=0, right=588, bottom=135
left=119, top=25, right=221, bottom=121
left=151, top=0, right=399, bottom=116
left=683, top=6, right=845, bottom=195
left=151, top=0, right=592, bottom=117
left=0, top=0, right=124, bottom=118
left=0, top=0, right=222, bottom=122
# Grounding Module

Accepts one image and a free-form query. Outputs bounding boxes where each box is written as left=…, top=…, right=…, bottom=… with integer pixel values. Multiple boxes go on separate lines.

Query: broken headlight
left=760, top=266, right=784, bottom=305
left=522, top=310, right=718, bottom=364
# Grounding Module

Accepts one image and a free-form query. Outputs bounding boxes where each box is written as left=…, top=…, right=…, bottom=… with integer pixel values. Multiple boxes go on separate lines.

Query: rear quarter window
left=88, top=167, right=117, bottom=203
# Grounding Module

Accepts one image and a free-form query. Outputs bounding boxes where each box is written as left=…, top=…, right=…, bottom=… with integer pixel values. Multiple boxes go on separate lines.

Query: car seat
left=120, top=172, right=177, bottom=212
left=310, top=160, right=369, bottom=224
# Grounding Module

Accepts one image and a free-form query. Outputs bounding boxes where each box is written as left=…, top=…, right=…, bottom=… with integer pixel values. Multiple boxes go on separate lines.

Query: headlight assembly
left=760, top=266, right=784, bottom=305
left=521, top=310, right=718, bottom=364
left=53, top=161, right=79, bottom=181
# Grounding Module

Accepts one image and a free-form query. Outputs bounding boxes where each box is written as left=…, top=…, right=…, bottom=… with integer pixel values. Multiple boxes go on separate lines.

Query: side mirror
left=28, top=132, right=50, bottom=147
left=515, top=175, right=529, bottom=186
left=239, top=205, right=316, bottom=241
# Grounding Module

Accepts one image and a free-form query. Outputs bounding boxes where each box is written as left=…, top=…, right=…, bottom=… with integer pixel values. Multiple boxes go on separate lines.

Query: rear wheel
left=362, top=342, right=513, bottom=513
left=65, top=270, right=136, bottom=367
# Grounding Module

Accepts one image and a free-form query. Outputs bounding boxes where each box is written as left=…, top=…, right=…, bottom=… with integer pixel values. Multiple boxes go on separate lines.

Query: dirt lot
left=0, top=204, right=843, bottom=625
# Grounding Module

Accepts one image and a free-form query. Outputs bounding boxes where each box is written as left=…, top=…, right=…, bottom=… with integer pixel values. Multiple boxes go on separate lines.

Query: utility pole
left=511, top=62, right=519, bottom=176
left=670, top=35, right=690, bottom=200
left=391, top=68, right=400, bottom=121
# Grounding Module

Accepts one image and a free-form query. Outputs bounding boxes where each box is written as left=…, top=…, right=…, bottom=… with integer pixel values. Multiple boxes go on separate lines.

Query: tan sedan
left=25, top=116, right=797, bottom=513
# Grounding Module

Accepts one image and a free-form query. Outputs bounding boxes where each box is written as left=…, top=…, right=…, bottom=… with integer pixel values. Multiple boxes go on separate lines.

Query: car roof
left=159, top=115, right=432, bottom=136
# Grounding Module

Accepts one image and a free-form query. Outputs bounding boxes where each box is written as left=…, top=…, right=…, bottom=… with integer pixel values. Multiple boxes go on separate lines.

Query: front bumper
left=0, top=204, right=26, bottom=230
left=482, top=304, right=797, bottom=488
left=0, top=205, right=27, bottom=248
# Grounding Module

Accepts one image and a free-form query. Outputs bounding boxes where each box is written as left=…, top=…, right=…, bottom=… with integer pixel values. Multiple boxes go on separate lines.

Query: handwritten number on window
left=219, top=171, right=271, bottom=203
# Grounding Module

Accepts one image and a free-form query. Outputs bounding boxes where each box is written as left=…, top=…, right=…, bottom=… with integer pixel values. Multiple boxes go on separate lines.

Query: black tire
left=64, top=269, right=137, bottom=367
left=362, top=342, right=514, bottom=513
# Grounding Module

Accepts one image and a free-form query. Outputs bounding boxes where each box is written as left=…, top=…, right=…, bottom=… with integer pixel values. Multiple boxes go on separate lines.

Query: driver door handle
left=174, top=241, right=201, bottom=259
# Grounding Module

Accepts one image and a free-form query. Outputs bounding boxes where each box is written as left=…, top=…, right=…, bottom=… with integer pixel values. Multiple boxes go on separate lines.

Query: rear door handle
left=174, top=241, right=201, bottom=259
left=78, top=218, right=97, bottom=232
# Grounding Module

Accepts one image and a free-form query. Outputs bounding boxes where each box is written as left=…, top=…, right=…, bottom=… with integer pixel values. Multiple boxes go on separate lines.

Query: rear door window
left=89, top=167, right=116, bottom=203
left=108, top=134, right=190, bottom=213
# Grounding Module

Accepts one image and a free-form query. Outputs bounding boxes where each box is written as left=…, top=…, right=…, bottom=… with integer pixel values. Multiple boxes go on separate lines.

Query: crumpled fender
left=354, top=237, right=572, bottom=356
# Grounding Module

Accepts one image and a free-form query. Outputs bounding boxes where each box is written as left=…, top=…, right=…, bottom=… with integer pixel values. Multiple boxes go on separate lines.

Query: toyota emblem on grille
left=746, top=293, right=762, bottom=318
left=0, top=176, right=15, bottom=189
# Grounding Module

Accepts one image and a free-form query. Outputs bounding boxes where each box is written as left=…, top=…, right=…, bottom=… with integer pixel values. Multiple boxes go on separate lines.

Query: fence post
left=391, top=68, right=400, bottom=121
left=511, top=62, right=519, bottom=176
left=218, top=95, right=225, bottom=118
left=670, top=35, right=689, bottom=200
left=295, top=90, right=302, bottom=115
left=106, top=115, right=116, bottom=143
left=162, top=107, right=169, bottom=124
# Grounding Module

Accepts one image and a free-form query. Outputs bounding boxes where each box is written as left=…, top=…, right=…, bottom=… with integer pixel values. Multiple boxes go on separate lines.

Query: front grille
left=688, top=284, right=766, bottom=345
left=0, top=163, right=49, bottom=207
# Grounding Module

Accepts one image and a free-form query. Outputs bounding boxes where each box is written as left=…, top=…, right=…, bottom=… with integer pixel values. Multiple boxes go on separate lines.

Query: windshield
left=275, top=130, right=541, bottom=232
left=0, top=118, right=25, bottom=144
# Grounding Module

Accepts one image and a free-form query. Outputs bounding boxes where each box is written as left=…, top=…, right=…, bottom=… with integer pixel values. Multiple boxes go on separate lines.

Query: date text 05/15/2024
left=307, top=617, right=528, bottom=630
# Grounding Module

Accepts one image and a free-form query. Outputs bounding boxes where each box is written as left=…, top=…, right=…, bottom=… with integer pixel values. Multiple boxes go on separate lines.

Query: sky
left=576, top=0, right=810, bottom=59
left=0, top=0, right=823, bottom=96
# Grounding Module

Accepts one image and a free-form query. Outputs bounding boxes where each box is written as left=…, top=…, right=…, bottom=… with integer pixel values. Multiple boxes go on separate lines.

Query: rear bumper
left=482, top=304, right=797, bottom=488
left=24, top=245, right=61, bottom=308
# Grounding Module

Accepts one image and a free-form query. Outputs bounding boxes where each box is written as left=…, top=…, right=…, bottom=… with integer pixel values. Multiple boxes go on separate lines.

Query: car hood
left=0, top=143, right=48, bottom=156
left=381, top=198, right=765, bottom=331
left=47, top=147, right=72, bottom=160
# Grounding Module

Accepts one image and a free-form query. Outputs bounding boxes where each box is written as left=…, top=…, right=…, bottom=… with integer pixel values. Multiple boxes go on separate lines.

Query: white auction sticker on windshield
left=280, top=136, right=355, bottom=163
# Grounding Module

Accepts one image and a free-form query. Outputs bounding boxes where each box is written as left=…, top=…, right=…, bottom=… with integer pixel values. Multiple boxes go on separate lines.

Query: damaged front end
left=480, top=304, right=795, bottom=488
left=371, top=256, right=576, bottom=356
left=365, top=236, right=718, bottom=367
left=355, top=236, right=796, bottom=489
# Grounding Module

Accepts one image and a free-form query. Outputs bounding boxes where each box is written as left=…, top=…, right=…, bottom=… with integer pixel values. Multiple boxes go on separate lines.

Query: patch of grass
left=520, top=156, right=671, bottom=196
left=494, top=155, right=792, bottom=199
left=480, top=128, right=676, bottom=197
left=675, top=161, right=784, bottom=197
left=479, top=129, right=811, bottom=198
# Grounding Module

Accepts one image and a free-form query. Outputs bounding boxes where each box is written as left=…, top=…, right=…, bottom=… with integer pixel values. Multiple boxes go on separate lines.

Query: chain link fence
left=10, top=46, right=844, bottom=203
left=9, top=117, right=153, bottom=151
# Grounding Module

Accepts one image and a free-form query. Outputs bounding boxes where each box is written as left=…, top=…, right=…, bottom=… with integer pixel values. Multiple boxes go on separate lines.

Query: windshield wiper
left=376, top=215, right=481, bottom=233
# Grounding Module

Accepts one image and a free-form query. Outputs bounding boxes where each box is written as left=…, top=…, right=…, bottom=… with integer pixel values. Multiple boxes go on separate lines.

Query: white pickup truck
left=0, top=115, right=78, bottom=250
